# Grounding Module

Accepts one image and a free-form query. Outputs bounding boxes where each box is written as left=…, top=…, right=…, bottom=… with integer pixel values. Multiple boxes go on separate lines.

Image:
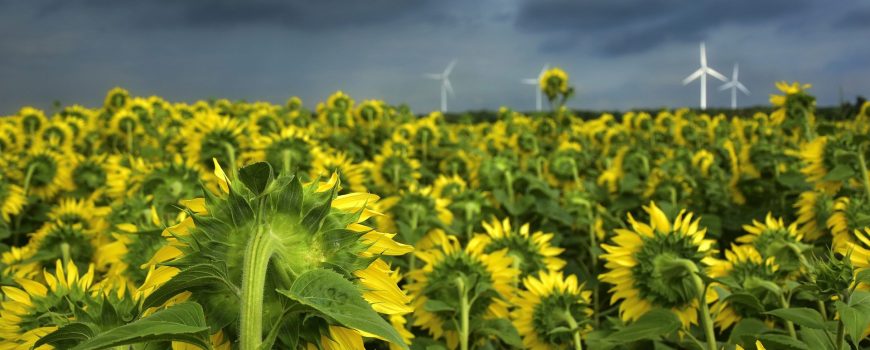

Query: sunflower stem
left=456, top=277, right=470, bottom=350
left=60, top=243, right=71, bottom=266
left=239, top=225, right=274, bottom=350
left=126, top=123, right=134, bottom=154
left=562, top=310, right=583, bottom=350
left=222, top=142, right=238, bottom=179
left=680, top=260, right=717, bottom=350
left=778, top=293, right=798, bottom=339
left=12, top=163, right=38, bottom=244
left=282, top=149, right=292, bottom=175
left=587, top=209, right=600, bottom=328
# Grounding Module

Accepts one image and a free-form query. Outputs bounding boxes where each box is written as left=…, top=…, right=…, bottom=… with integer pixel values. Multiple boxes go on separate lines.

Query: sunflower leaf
left=239, top=162, right=274, bottom=195
left=473, top=318, right=523, bottom=348
left=277, top=268, right=408, bottom=349
left=69, top=302, right=211, bottom=350
left=35, top=322, right=99, bottom=348
left=765, top=307, right=826, bottom=330
left=142, top=263, right=236, bottom=310
left=605, top=308, right=681, bottom=343
left=757, top=333, right=811, bottom=350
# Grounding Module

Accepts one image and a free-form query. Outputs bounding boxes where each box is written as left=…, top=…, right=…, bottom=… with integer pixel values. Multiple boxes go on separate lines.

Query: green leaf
left=35, top=322, right=98, bottom=348
left=239, top=162, right=274, bottom=195
left=474, top=318, right=523, bottom=348
left=277, top=268, right=408, bottom=349
left=724, top=292, right=766, bottom=314
left=822, top=164, right=855, bottom=182
left=605, top=309, right=681, bottom=343
left=765, top=308, right=827, bottom=329
left=728, top=318, right=767, bottom=345
left=143, top=263, right=237, bottom=310
left=424, top=299, right=455, bottom=313
left=855, top=268, right=870, bottom=286
left=70, top=302, right=211, bottom=350
left=799, top=328, right=835, bottom=350
left=757, top=333, right=811, bottom=350
left=835, top=300, right=870, bottom=347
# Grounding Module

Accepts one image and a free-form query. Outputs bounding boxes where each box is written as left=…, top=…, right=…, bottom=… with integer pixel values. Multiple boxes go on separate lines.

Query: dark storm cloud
left=515, top=0, right=815, bottom=56
left=35, top=0, right=448, bottom=31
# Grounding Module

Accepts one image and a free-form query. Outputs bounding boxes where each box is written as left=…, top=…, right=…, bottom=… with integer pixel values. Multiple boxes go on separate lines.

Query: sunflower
left=68, top=153, right=112, bottom=200
left=708, top=245, right=781, bottom=330
left=769, top=82, right=813, bottom=125
left=794, top=190, right=833, bottom=241
left=182, top=112, right=248, bottom=172
left=407, top=230, right=518, bottom=349
left=371, top=140, right=422, bottom=193
left=16, top=106, right=48, bottom=135
left=36, top=120, right=75, bottom=152
left=141, top=161, right=412, bottom=348
left=247, top=108, right=282, bottom=136
left=692, top=149, right=715, bottom=178
left=828, top=197, right=870, bottom=255
left=0, top=177, right=26, bottom=223
left=599, top=202, right=717, bottom=326
left=24, top=219, right=111, bottom=273
left=546, top=141, right=586, bottom=189
left=377, top=185, right=453, bottom=246
left=737, top=214, right=807, bottom=273
left=355, top=99, right=385, bottom=126
left=0, top=260, right=98, bottom=349
left=432, top=174, right=468, bottom=199
left=104, top=87, right=130, bottom=111
left=512, top=270, right=593, bottom=350
left=540, top=67, right=570, bottom=101
left=248, top=126, right=321, bottom=175
left=468, top=217, right=565, bottom=277
left=311, top=151, right=367, bottom=194
left=796, top=136, right=840, bottom=193
left=15, top=149, right=72, bottom=200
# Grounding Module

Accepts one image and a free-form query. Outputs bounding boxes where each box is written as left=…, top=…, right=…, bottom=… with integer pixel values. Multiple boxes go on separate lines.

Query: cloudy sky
left=1, top=0, right=868, bottom=114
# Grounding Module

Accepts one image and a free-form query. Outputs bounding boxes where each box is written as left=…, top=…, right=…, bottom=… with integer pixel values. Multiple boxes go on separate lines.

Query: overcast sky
left=1, top=0, right=868, bottom=114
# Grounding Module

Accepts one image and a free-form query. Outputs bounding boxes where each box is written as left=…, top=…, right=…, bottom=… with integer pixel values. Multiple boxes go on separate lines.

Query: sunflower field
left=1, top=70, right=870, bottom=350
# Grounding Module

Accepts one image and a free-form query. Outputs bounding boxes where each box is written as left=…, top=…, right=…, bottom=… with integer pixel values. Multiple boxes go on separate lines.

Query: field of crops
left=1, top=71, right=870, bottom=350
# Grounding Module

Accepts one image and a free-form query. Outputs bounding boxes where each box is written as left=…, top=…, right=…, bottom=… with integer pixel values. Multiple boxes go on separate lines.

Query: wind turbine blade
left=733, top=63, right=739, bottom=80
left=443, top=60, right=457, bottom=76
left=705, top=67, right=728, bottom=82
left=424, top=73, right=442, bottom=80
left=682, top=69, right=703, bottom=85
left=444, top=79, right=454, bottom=96
left=538, top=63, right=550, bottom=77
left=522, top=78, right=538, bottom=84
left=737, top=83, right=750, bottom=95
left=700, top=42, right=707, bottom=67
left=718, top=82, right=734, bottom=91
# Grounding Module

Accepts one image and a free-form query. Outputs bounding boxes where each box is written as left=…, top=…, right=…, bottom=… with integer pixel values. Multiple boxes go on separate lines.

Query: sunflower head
left=0, top=176, right=26, bottom=223
left=104, top=87, right=131, bottom=111
left=794, top=190, right=833, bottom=241
left=600, top=202, right=716, bottom=326
left=828, top=197, right=870, bottom=255
left=17, top=149, right=72, bottom=200
left=143, top=161, right=412, bottom=348
left=539, top=67, right=570, bottom=101
left=183, top=112, right=248, bottom=172
left=708, top=245, right=781, bottom=330
left=378, top=185, right=453, bottom=246
left=737, top=214, right=807, bottom=273
left=512, top=270, right=593, bottom=350
left=407, top=231, right=518, bottom=348
left=17, top=106, right=48, bottom=134
left=249, top=126, right=320, bottom=175
left=468, top=217, right=565, bottom=276
left=0, top=260, right=99, bottom=348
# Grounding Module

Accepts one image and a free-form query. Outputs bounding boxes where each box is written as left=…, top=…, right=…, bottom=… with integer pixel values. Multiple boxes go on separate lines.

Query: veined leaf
left=277, top=268, right=408, bottom=349
left=69, top=302, right=211, bottom=350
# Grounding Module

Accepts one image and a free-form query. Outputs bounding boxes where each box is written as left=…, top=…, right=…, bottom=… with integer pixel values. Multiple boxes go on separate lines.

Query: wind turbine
left=718, top=63, right=750, bottom=109
left=424, top=60, right=456, bottom=112
left=682, top=42, right=727, bottom=110
left=522, top=64, right=549, bottom=111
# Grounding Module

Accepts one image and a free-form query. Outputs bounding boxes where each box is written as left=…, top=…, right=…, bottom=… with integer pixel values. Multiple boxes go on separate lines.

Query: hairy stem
left=239, top=226, right=274, bottom=350
left=457, top=278, right=470, bottom=350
